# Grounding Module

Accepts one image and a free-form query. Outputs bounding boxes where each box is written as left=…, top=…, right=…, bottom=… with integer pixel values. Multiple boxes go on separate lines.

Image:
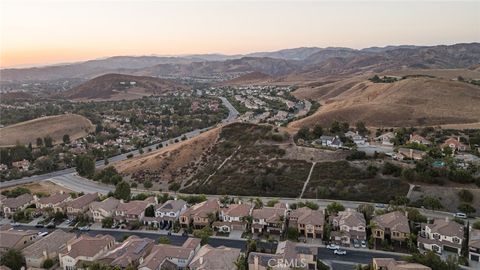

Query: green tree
left=355, top=121, right=368, bottom=135
left=296, top=126, right=311, bottom=141
left=312, top=124, right=323, bottom=138
left=473, top=220, right=480, bottom=230
left=75, top=155, right=95, bottom=178
left=457, top=189, right=474, bottom=203
left=42, top=258, right=54, bottom=269
left=326, top=202, right=345, bottom=214
left=36, top=137, right=43, bottom=147
left=458, top=203, right=476, bottom=216
left=286, top=227, right=299, bottom=241
left=43, top=136, right=53, bottom=148
left=422, top=196, right=443, bottom=211
left=102, top=217, right=114, bottom=228
left=193, top=227, right=213, bottom=245
left=144, top=205, right=155, bottom=217
left=114, top=181, right=131, bottom=201
left=158, top=236, right=171, bottom=244
left=0, top=249, right=24, bottom=270
left=169, top=182, right=180, bottom=192
left=406, top=251, right=458, bottom=270
left=143, top=180, right=153, bottom=189
left=62, top=134, right=71, bottom=144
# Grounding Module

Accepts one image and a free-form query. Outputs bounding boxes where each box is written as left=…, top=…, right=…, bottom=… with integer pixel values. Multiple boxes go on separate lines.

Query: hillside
left=290, top=76, right=480, bottom=128
left=65, top=73, right=189, bottom=100
left=217, top=71, right=274, bottom=85
left=0, top=114, right=94, bottom=147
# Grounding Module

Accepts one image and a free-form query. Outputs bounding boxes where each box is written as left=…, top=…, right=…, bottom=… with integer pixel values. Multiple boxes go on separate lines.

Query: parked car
left=353, top=239, right=360, bottom=248
left=35, top=223, right=45, bottom=228
left=46, top=222, right=56, bottom=229
left=327, top=244, right=340, bottom=250
left=79, top=226, right=90, bottom=231
left=454, top=212, right=467, bottom=219
left=334, top=249, right=347, bottom=255
left=361, top=240, right=367, bottom=248
left=38, top=231, right=49, bottom=237
left=10, top=222, right=20, bottom=227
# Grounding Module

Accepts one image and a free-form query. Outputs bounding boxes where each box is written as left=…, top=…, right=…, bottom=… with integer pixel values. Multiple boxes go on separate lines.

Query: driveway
left=229, top=230, right=243, bottom=240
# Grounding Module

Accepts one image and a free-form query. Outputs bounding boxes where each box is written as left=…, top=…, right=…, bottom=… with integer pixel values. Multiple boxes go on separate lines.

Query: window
left=453, top=237, right=460, bottom=244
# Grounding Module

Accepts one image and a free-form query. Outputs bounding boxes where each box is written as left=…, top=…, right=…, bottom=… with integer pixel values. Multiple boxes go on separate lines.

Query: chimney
left=409, top=149, right=413, bottom=159
left=457, top=136, right=460, bottom=142
left=199, top=256, right=204, bottom=265
left=254, top=255, right=259, bottom=270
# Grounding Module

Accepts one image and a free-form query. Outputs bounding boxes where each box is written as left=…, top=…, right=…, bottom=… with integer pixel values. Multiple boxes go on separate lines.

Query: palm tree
left=368, top=220, right=378, bottom=250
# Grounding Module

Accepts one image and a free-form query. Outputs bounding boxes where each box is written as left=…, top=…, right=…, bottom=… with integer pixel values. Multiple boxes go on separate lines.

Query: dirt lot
left=0, top=181, right=73, bottom=195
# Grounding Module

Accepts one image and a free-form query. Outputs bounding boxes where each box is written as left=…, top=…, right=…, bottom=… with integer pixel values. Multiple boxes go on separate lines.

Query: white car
left=454, top=213, right=467, bottom=219
left=38, top=231, right=49, bottom=237
left=326, top=244, right=340, bottom=250
left=361, top=240, right=367, bottom=248
left=79, top=226, right=90, bottom=231
left=334, top=249, right=347, bottom=255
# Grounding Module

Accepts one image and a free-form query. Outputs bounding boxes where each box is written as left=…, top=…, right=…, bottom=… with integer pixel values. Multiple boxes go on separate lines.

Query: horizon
left=1, top=0, right=479, bottom=68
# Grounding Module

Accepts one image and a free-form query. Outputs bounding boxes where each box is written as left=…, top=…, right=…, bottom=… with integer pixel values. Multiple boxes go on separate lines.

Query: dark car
left=35, top=223, right=45, bottom=228
left=46, top=222, right=56, bottom=229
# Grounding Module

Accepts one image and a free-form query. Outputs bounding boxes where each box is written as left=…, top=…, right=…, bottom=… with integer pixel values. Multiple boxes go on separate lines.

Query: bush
left=143, top=181, right=153, bottom=189
left=457, top=189, right=474, bottom=203
left=346, top=150, right=367, bottom=160
left=126, top=153, right=134, bottom=159
left=382, top=162, right=402, bottom=177
left=168, top=182, right=181, bottom=192
left=42, top=258, right=54, bottom=269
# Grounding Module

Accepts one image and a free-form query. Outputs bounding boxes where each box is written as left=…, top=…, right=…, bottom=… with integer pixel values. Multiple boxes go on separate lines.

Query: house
left=318, top=135, right=343, bottom=148
left=417, top=218, right=464, bottom=255
left=248, top=240, right=317, bottom=270
left=213, top=203, right=253, bottom=232
left=98, top=236, right=154, bottom=268
left=330, top=209, right=366, bottom=246
left=11, top=159, right=30, bottom=172
left=372, top=258, right=431, bottom=270
left=442, top=137, right=468, bottom=152
left=2, top=193, right=35, bottom=218
left=408, top=134, right=431, bottom=145
left=251, top=204, right=288, bottom=235
left=469, top=229, right=480, bottom=262
left=188, top=245, right=241, bottom=270
left=58, top=234, right=115, bottom=270
left=376, top=132, right=395, bottom=146
left=144, top=199, right=187, bottom=228
left=394, top=148, right=427, bottom=161
left=0, top=229, right=38, bottom=254
left=0, top=164, right=8, bottom=171
left=36, top=192, right=71, bottom=212
left=115, top=197, right=157, bottom=223
left=179, top=199, right=220, bottom=229
left=345, top=131, right=367, bottom=145
left=90, top=197, right=120, bottom=223
left=289, top=207, right=324, bottom=239
left=371, top=211, right=410, bottom=244
left=23, top=229, right=76, bottom=268
left=138, top=238, right=201, bottom=270
left=64, top=193, right=99, bottom=218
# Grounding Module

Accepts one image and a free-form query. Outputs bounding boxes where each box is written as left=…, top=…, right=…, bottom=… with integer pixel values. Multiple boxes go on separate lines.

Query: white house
left=417, top=218, right=464, bottom=255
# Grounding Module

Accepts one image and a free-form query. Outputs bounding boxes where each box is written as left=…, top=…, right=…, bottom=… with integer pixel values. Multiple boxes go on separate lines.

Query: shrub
left=457, top=189, right=474, bottom=203
left=346, top=150, right=367, bottom=160
left=42, top=258, right=54, bottom=269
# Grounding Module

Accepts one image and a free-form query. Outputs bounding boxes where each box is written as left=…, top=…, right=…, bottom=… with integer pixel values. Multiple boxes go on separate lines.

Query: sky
left=1, top=0, right=479, bottom=68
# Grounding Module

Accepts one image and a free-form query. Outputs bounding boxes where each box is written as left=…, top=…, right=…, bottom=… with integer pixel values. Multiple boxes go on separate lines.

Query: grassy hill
left=290, top=75, right=480, bottom=128
left=65, top=73, right=189, bottom=101
left=0, top=114, right=94, bottom=147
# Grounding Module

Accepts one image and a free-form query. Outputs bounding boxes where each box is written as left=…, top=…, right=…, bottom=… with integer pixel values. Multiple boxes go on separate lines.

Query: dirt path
left=196, top=145, right=242, bottom=187
left=299, top=162, right=316, bottom=199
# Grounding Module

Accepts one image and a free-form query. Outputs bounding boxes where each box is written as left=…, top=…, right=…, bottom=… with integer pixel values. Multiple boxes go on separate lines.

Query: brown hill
left=290, top=76, right=480, bottom=128
left=0, top=91, right=34, bottom=101
left=0, top=114, right=94, bottom=147
left=65, top=73, right=189, bottom=100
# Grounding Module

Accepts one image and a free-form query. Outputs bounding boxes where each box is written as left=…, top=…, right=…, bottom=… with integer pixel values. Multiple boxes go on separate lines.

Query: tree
left=266, top=199, right=279, bottom=207
left=43, top=136, right=53, bottom=148
left=234, top=254, right=247, bottom=270
left=473, top=220, right=480, bottom=230
left=355, top=121, right=368, bottom=135
left=357, top=204, right=375, bottom=221
left=193, top=227, right=213, bottom=245
left=326, top=202, right=345, bottom=214
left=0, top=249, right=24, bottom=270
left=62, top=134, right=71, bottom=144
left=407, top=208, right=427, bottom=223
left=114, top=181, right=131, bottom=201
left=458, top=203, right=476, bottom=216
left=286, top=227, right=299, bottom=241
left=75, top=155, right=95, bottom=178
left=169, top=182, right=180, bottom=192
left=143, top=180, right=153, bottom=189
left=158, top=236, right=171, bottom=244
left=102, top=217, right=114, bottom=228
left=296, top=126, right=311, bottom=141
left=312, top=124, right=323, bottom=138
left=145, top=205, right=155, bottom=217
left=406, top=251, right=458, bottom=270
left=36, top=137, right=43, bottom=147
left=422, top=196, right=443, bottom=211
left=42, top=258, right=54, bottom=269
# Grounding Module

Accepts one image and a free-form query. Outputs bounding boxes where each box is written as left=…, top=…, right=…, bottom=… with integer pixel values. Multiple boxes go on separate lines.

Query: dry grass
left=290, top=76, right=480, bottom=128
left=0, top=181, right=73, bottom=195
left=0, top=114, right=94, bottom=147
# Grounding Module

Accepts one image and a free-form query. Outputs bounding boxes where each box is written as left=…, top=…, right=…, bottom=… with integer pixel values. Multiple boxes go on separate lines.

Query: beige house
left=251, top=204, right=288, bottom=235
left=395, top=148, right=427, bottom=161
left=442, top=137, right=468, bottom=152
left=372, top=211, right=410, bottom=243
left=180, top=199, right=220, bottom=229
left=98, top=235, right=154, bottom=268
left=408, top=134, right=431, bottom=145
left=373, top=258, right=431, bottom=270
left=1, top=193, right=35, bottom=218
left=64, top=193, right=98, bottom=218
left=0, top=229, right=38, bottom=254
left=189, top=244, right=241, bottom=270
left=23, top=229, right=76, bottom=268
left=331, top=209, right=366, bottom=246
left=36, top=192, right=71, bottom=212
left=289, top=207, right=324, bottom=239
left=417, top=218, right=464, bottom=255
left=58, top=234, right=115, bottom=270
left=90, top=197, right=120, bottom=223
left=248, top=240, right=317, bottom=270
left=469, top=229, right=480, bottom=262
left=213, top=203, right=253, bottom=232
left=115, top=197, right=157, bottom=223
left=138, top=238, right=201, bottom=270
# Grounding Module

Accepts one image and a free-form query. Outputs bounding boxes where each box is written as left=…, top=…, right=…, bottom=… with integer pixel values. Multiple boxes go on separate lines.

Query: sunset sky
left=1, top=0, right=479, bottom=68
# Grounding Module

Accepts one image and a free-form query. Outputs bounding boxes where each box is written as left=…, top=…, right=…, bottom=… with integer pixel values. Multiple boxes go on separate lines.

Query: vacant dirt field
left=0, top=181, right=73, bottom=195
left=0, top=114, right=94, bottom=147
